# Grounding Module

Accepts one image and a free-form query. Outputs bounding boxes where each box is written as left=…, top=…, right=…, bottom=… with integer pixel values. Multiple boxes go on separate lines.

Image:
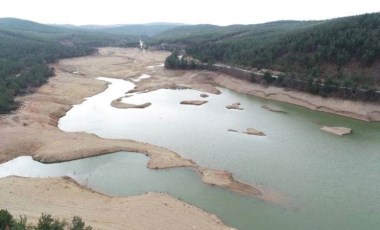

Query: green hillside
left=151, top=21, right=320, bottom=48
left=155, top=13, right=380, bottom=100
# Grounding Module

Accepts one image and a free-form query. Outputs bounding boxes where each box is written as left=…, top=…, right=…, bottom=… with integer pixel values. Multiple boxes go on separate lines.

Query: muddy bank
left=0, top=176, right=234, bottom=230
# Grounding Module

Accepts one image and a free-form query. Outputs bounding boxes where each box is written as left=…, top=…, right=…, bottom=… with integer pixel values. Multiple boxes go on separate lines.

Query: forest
left=159, top=13, right=380, bottom=101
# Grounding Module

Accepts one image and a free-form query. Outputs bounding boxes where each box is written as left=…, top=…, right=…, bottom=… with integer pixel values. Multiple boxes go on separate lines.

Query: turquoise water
left=2, top=77, right=380, bottom=229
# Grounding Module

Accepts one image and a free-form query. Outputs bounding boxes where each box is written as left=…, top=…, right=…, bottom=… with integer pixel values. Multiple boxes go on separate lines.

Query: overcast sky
left=1, top=0, right=379, bottom=25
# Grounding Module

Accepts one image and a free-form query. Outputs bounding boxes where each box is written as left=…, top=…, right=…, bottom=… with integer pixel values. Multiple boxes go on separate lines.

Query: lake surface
left=3, top=76, right=380, bottom=230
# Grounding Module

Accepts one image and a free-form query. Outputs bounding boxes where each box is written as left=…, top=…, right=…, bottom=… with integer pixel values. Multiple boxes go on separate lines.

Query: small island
left=180, top=100, right=208, bottom=106
left=243, top=128, right=266, bottom=136
left=226, top=102, right=244, bottom=110
left=320, top=126, right=352, bottom=136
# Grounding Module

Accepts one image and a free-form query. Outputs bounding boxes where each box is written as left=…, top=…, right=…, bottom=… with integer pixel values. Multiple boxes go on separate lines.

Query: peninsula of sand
left=1, top=47, right=379, bottom=229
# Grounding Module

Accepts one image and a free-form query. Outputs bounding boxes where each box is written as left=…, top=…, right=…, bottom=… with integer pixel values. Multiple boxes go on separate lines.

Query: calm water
left=3, top=76, right=380, bottom=230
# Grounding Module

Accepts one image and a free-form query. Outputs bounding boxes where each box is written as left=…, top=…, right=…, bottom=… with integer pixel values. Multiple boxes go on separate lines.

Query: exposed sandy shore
left=0, top=176, right=234, bottom=230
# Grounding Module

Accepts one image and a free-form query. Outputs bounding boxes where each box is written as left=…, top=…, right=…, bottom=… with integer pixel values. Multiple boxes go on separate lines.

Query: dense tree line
left=163, top=13, right=379, bottom=101
left=0, top=209, right=92, bottom=230
left=0, top=18, right=139, bottom=114
left=187, top=14, right=379, bottom=86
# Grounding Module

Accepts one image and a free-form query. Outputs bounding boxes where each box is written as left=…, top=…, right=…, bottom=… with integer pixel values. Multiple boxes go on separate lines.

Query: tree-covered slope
left=154, top=13, right=380, bottom=94
left=151, top=21, right=319, bottom=47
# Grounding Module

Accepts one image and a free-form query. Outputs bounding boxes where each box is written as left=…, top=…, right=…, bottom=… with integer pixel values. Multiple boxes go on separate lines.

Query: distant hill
left=96, top=23, right=185, bottom=37
left=153, top=13, right=380, bottom=97
left=53, top=22, right=185, bottom=37
left=151, top=21, right=320, bottom=47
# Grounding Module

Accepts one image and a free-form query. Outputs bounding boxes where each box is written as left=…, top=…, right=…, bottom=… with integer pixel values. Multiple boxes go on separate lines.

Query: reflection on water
left=3, top=77, right=380, bottom=230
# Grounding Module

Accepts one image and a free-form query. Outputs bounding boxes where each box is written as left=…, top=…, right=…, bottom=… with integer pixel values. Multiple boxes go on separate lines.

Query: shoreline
left=211, top=73, right=380, bottom=122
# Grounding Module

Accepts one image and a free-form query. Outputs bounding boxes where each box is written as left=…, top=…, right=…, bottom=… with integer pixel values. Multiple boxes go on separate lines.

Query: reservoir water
left=2, top=77, right=380, bottom=230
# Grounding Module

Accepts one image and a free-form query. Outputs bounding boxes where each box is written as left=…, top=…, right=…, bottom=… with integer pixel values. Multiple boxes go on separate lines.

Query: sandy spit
left=0, top=176, right=234, bottom=230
